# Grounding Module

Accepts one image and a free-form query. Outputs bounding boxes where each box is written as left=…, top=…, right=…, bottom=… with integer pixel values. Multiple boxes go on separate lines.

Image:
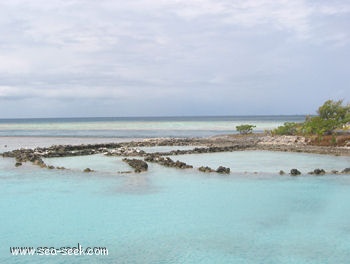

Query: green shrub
left=236, top=124, right=256, bottom=134
left=272, top=122, right=300, bottom=135
left=303, top=100, right=350, bottom=135
left=272, top=100, right=350, bottom=136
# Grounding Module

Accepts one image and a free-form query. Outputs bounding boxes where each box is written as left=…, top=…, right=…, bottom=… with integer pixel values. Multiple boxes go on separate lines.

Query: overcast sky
left=0, top=0, right=349, bottom=118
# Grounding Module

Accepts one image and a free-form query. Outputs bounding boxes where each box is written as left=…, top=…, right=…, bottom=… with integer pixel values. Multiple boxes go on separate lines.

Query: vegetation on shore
left=272, top=100, right=350, bottom=146
left=235, top=100, right=350, bottom=146
left=236, top=124, right=256, bottom=134
left=272, top=100, right=350, bottom=137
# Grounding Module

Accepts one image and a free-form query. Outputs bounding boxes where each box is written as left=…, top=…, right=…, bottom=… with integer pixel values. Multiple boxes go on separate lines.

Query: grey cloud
left=0, top=0, right=349, bottom=117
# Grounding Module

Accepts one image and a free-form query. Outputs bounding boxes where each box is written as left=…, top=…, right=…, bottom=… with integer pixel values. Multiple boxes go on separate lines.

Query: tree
left=304, top=99, right=350, bottom=135
left=317, top=99, right=350, bottom=121
left=271, top=99, right=350, bottom=136
left=236, top=124, right=256, bottom=134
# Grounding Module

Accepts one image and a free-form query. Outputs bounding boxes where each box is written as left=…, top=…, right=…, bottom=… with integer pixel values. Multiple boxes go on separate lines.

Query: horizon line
left=0, top=114, right=310, bottom=120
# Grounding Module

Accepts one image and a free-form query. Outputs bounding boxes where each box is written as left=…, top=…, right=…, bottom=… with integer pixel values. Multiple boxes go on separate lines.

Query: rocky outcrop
left=122, top=158, right=148, bottom=173
left=105, top=147, right=146, bottom=157
left=35, top=143, right=122, bottom=158
left=342, top=168, right=350, bottom=174
left=256, top=135, right=350, bottom=156
left=144, top=155, right=193, bottom=169
left=198, top=165, right=230, bottom=174
left=216, top=166, right=230, bottom=174
left=3, top=149, right=47, bottom=168
left=126, top=145, right=251, bottom=158
left=2, top=135, right=349, bottom=174
left=198, top=166, right=215, bottom=173
left=309, top=168, right=326, bottom=175
left=258, top=136, right=308, bottom=146
left=290, top=169, right=301, bottom=176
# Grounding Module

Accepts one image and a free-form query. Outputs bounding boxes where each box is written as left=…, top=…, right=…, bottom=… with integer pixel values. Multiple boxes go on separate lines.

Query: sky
left=0, top=0, right=349, bottom=118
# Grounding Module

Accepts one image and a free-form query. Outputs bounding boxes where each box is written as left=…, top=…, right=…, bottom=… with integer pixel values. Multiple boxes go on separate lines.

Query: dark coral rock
left=342, top=168, right=350, bottom=174
left=198, top=166, right=215, bottom=173
left=313, top=168, right=326, bottom=175
left=290, top=169, right=301, bottom=176
left=123, top=158, right=148, bottom=173
left=216, top=166, right=230, bottom=174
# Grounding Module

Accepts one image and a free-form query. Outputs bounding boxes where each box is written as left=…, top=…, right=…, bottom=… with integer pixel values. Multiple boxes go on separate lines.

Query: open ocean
left=1, top=116, right=350, bottom=264
left=0, top=115, right=305, bottom=138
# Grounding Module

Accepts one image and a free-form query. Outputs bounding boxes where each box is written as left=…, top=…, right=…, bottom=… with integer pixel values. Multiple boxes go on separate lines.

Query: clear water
left=1, top=116, right=350, bottom=264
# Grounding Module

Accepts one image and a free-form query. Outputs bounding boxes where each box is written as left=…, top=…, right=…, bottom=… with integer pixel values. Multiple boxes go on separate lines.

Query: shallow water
left=170, top=150, right=350, bottom=174
left=1, top=151, right=350, bottom=263
left=0, top=116, right=305, bottom=138
left=0, top=116, right=349, bottom=263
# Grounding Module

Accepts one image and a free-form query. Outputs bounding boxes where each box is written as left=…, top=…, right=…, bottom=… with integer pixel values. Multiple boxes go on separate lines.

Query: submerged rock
left=33, top=158, right=47, bottom=168
left=198, top=166, right=215, bottom=173
left=122, top=158, right=148, bottom=173
left=84, top=168, right=94, bottom=173
left=342, top=168, right=350, bottom=174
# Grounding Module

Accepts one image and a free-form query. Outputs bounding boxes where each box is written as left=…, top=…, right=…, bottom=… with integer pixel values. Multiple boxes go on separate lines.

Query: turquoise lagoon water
left=1, top=150, right=350, bottom=263
left=1, top=116, right=350, bottom=263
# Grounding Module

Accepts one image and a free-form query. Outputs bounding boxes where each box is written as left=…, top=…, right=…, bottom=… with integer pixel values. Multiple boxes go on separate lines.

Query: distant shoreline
left=2, top=133, right=350, bottom=165
left=208, top=134, right=350, bottom=156
left=1, top=134, right=350, bottom=156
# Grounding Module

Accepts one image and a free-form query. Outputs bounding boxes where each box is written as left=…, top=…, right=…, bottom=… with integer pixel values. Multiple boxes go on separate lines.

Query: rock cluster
left=36, top=143, right=122, bottom=158
left=122, top=158, right=148, bottom=173
left=286, top=168, right=350, bottom=176
left=258, top=136, right=308, bottom=146
left=198, top=166, right=215, bottom=173
left=127, top=138, right=203, bottom=147
left=198, top=166, right=230, bottom=174
left=308, top=168, right=326, bottom=175
left=290, top=169, right=301, bottom=176
left=144, top=155, right=193, bottom=169
left=342, top=168, right=350, bottom=174
left=256, top=136, right=350, bottom=156
left=105, top=147, right=146, bottom=156
left=119, top=145, right=249, bottom=158
left=216, top=166, right=230, bottom=174
left=2, top=136, right=349, bottom=175
left=3, top=149, right=47, bottom=168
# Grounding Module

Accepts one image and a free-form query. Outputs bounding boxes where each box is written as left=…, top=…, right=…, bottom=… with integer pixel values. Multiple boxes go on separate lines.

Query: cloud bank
left=0, top=0, right=349, bottom=117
